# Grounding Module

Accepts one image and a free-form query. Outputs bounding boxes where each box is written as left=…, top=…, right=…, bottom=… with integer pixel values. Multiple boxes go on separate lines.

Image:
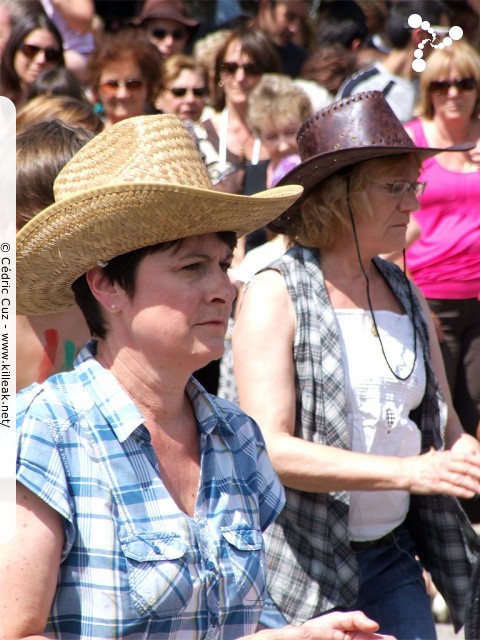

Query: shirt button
left=206, top=560, right=216, bottom=571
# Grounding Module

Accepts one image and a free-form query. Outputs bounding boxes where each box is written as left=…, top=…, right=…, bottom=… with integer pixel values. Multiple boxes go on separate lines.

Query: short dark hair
left=27, top=66, right=87, bottom=102
left=316, top=1, right=367, bottom=49
left=16, top=119, right=93, bottom=229
left=385, top=0, right=449, bottom=49
left=72, top=232, right=237, bottom=339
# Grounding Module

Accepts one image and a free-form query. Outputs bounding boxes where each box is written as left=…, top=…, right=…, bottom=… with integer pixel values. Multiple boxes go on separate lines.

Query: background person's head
left=88, top=28, right=164, bottom=127
left=0, top=11, right=64, bottom=106
left=26, top=65, right=87, bottom=102
left=192, top=29, right=232, bottom=101
left=135, top=0, right=199, bottom=59
left=248, top=73, right=312, bottom=167
left=254, top=0, right=310, bottom=48
left=383, top=0, right=449, bottom=51
left=416, top=40, right=480, bottom=120
left=300, top=44, right=356, bottom=95
left=16, top=119, right=93, bottom=230
left=0, top=0, right=42, bottom=58
left=213, top=26, right=280, bottom=111
left=315, top=0, right=368, bottom=51
left=16, top=94, right=104, bottom=135
left=155, top=53, right=208, bottom=121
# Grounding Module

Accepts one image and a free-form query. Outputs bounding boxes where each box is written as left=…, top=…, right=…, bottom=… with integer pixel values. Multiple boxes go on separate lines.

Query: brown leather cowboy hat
left=269, top=90, right=474, bottom=232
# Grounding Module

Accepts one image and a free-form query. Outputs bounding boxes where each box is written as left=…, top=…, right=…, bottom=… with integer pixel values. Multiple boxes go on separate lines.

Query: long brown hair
left=212, top=27, right=280, bottom=111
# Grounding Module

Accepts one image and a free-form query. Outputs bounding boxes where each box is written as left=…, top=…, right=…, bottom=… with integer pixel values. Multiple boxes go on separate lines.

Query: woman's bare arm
left=233, top=270, right=480, bottom=498
left=0, top=483, right=64, bottom=639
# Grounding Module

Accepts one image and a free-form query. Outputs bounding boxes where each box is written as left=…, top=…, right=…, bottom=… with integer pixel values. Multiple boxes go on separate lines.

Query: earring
left=218, top=80, right=224, bottom=88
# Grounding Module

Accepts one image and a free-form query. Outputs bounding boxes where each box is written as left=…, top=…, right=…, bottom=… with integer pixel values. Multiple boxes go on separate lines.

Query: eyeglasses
left=18, top=42, right=62, bottom=63
left=428, top=77, right=476, bottom=95
left=219, top=61, right=262, bottom=77
left=369, top=180, right=427, bottom=197
left=151, top=27, right=187, bottom=41
left=169, top=86, right=207, bottom=98
left=99, top=78, right=145, bottom=94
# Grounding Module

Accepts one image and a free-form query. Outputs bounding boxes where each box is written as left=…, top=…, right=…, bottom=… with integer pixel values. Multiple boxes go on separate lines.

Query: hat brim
left=269, top=141, right=474, bottom=232
left=17, top=181, right=302, bottom=316
left=133, top=12, right=199, bottom=27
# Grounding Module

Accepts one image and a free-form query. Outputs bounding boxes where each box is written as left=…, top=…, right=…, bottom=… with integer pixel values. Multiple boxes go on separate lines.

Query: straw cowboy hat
left=17, top=114, right=302, bottom=316
left=269, top=90, right=474, bottom=232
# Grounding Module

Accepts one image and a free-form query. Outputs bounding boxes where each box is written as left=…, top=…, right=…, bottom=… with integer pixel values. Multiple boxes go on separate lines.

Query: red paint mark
left=37, top=329, right=59, bottom=382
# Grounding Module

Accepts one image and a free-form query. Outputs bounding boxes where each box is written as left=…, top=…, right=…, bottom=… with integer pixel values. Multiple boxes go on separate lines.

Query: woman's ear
left=86, top=266, right=124, bottom=313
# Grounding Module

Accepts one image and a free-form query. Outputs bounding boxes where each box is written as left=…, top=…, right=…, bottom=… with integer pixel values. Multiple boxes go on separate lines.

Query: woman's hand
left=404, top=447, right=480, bottom=498
left=451, top=433, right=480, bottom=455
left=239, top=610, right=396, bottom=639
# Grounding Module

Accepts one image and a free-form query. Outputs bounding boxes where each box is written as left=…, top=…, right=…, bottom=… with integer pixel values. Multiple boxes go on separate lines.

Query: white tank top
left=334, top=308, right=426, bottom=541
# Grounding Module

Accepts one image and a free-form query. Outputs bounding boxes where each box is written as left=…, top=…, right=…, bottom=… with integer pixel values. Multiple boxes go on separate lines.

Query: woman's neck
left=96, top=340, right=192, bottom=428
left=320, top=247, right=375, bottom=285
left=424, top=115, right=480, bottom=172
left=224, top=99, right=248, bottom=123
left=430, top=112, right=475, bottom=144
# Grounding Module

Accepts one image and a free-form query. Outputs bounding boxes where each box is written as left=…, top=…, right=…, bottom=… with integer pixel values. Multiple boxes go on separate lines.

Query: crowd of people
left=6, top=0, right=480, bottom=638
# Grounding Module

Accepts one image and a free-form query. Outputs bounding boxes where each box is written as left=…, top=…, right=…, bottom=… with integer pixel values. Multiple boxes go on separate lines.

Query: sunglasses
left=169, top=86, right=207, bottom=98
left=369, top=180, right=427, bottom=197
left=18, top=42, right=62, bottom=63
left=99, top=78, right=145, bottom=94
left=151, top=27, right=187, bottom=41
left=428, top=77, right=476, bottom=95
left=219, top=62, right=263, bottom=77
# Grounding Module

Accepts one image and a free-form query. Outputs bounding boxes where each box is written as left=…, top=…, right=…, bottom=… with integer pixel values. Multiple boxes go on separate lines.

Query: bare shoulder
left=238, top=269, right=293, bottom=322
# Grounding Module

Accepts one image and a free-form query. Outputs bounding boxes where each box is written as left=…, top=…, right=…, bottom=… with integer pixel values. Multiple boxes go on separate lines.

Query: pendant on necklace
left=371, top=323, right=378, bottom=337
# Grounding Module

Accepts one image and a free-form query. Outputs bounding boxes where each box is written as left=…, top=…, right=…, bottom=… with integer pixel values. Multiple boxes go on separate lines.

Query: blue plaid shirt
left=17, top=340, right=284, bottom=639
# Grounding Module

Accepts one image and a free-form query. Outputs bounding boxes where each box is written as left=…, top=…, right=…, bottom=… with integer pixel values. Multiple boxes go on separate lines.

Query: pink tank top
left=405, top=118, right=480, bottom=299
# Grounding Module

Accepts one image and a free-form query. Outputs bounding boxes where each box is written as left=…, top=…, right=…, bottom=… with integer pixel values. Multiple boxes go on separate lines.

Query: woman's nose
left=211, top=270, right=236, bottom=305
left=400, top=189, right=421, bottom=212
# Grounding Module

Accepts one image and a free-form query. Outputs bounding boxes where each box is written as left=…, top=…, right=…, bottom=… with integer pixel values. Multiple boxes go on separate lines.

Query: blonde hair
left=247, top=73, right=313, bottom=135
left=289, top=154, right=422, bottom=250
left=162, top=53, right=208, bottom=88
left=416, top=40, right=480, bottom=119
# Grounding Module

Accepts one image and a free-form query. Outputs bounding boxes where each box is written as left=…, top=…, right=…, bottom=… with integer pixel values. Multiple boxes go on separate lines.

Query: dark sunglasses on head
left=18, top=42, right=62, bottom=63
left=151, top=27, right=186, bottom=41
left=169, top=87, right=207, bottom=98
left=428, top=77, right=476, bottom=95
left=219, top=61, right=262, bottom=77
left=99, top=78, right=145, bottom=94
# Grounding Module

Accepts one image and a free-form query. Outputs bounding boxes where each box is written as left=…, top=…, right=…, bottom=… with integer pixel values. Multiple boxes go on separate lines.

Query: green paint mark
left=62, top=340, right=76, bottom=371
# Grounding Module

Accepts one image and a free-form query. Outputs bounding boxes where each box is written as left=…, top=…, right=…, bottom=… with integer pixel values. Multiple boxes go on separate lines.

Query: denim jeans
left=352, top=525, right=437, bottom=639
left=259, top=525, right=436, bottom=639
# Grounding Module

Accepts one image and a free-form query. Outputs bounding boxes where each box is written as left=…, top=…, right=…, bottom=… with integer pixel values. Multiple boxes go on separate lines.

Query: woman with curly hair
left=88, top=28, right=164, bottom=129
